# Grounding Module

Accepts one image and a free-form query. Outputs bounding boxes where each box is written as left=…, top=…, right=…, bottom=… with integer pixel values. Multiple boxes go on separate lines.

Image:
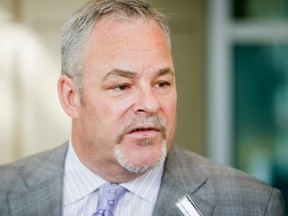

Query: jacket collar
left=153, top=145, right=216, bottom=216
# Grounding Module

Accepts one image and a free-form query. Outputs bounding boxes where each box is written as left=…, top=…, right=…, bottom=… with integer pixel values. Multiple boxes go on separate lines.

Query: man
left=0, top=0, right=285, bottom=215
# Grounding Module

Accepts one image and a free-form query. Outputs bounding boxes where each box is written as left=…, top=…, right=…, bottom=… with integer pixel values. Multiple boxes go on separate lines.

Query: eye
left=155, top=81, right=170, bottom=88
left=113, top=84, right=131, bottom=91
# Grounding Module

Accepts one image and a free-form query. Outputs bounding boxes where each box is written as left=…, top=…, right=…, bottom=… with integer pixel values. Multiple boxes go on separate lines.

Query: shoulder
left=173, top=146, right=267, bottom=186
left=0, top=143, right=68, bottom=188
left=0, top=143, right=68, bottom=214
left=169, top=146, right=285, bottom=215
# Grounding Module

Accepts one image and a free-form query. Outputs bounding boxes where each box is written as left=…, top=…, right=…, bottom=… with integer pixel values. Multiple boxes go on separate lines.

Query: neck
left=83, top=157, right=143, bottom=183
left=72, top=140, right=143, bottom=183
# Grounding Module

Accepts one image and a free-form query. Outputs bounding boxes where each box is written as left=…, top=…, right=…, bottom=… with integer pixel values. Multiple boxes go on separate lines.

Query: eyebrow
left=158, top=68, right=175, bottom=76
left=103, top=69, right=137, bottom=81
left=103, top=67, right=174, bottom=81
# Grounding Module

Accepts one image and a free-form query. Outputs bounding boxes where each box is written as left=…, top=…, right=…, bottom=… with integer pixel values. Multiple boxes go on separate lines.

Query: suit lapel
left=7, top=143, right=68, bottom=216
left=153, top=146, right=215, bottom=216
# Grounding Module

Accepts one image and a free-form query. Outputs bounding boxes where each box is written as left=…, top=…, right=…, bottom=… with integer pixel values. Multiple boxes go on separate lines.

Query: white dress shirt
left=63, top=141, right=164, bottom=216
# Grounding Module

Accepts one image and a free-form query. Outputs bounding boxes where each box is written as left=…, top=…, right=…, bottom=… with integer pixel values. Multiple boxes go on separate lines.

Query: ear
left=58, top=75, right=80, bottom=119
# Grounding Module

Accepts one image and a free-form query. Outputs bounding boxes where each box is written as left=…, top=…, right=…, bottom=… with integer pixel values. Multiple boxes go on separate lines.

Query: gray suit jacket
left=0, top=143, right=285, bottom=216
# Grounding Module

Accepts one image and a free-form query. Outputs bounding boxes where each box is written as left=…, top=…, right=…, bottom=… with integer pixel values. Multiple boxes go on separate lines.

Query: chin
left=114, top=139, right=167, bottom=174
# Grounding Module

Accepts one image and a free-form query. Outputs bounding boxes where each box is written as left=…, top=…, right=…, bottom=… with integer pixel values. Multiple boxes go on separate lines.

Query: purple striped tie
left=92, top=183, right=127, bottom=216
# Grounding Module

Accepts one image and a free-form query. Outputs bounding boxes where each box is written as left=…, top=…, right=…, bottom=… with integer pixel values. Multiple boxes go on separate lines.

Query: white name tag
left=175, top=195, right=203, bottom=216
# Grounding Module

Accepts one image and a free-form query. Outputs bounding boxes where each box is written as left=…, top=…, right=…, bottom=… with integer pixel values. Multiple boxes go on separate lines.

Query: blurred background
left=0, top=0, right=287, bottom=211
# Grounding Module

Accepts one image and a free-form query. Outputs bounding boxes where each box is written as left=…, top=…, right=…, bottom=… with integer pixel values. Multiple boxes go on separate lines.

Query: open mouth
left=128, top=127, right=161, bottom=134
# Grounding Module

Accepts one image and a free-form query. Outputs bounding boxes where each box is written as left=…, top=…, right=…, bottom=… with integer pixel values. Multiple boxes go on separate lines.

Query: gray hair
left=61, top=0, right=171, bottom=90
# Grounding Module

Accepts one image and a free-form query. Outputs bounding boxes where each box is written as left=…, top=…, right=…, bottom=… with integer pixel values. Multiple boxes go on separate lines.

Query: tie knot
left=93, top=183, right=127, bottom=216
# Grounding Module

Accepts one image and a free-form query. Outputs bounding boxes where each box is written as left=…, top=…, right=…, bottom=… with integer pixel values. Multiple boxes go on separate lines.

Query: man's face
left=74, top=16, right=177, bottom=175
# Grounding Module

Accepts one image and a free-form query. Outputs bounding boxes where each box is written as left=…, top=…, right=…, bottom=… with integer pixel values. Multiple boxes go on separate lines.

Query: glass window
left=232, top=0, right=288, bottom=20
left=233, top=43, right=288, bottom=206
left=208, top=0, right=288, bottom=213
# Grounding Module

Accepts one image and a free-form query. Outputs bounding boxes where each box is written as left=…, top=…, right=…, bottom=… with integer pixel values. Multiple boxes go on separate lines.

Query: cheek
left=105, top=97, right=135, bottom=119
left=167, top=110, right=177, bottom=136
left=98, top=100, right=131, bottom=131
left=161, top=97, right=177, bottom=138
left=162, top=95, right=177, bottom=120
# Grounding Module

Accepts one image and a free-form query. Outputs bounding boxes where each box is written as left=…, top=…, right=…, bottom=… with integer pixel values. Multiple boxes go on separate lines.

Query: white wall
left=0, top=0, right=86, bottom=164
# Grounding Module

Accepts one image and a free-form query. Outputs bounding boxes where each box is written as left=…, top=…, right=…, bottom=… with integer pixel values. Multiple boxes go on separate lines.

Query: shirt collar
left=63, top=140, right=164, bottom=205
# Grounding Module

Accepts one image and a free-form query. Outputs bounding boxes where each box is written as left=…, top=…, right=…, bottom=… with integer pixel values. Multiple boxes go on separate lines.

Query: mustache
left=116, top=114, right=166, bottom=144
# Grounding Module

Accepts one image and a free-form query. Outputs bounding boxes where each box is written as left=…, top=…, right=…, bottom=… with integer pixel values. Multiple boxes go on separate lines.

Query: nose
left=132, top=87, right=160, bottom=114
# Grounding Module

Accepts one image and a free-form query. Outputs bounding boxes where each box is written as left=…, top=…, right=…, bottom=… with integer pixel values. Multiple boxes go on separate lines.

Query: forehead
left=82, top=15, right=173, bottom=78
left=89, top=15, right=169, bottom=50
